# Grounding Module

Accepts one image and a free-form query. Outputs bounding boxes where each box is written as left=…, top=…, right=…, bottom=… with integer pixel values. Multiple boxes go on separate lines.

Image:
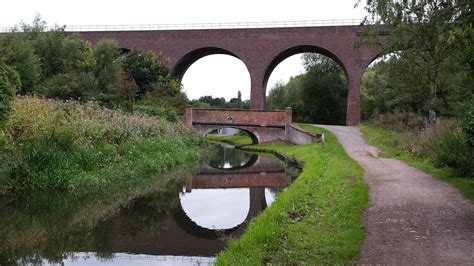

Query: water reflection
left=0, top=144, right=298, bottom=265
left=208, top=143, right=258, bottom=169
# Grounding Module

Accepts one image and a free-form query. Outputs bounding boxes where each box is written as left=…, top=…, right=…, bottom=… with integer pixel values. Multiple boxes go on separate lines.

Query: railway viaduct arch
left=78, top=25, right=382, bottom=125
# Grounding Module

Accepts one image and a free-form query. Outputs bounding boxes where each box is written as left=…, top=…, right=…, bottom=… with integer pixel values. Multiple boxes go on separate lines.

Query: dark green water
left=0, top=144, right=298, bottom=265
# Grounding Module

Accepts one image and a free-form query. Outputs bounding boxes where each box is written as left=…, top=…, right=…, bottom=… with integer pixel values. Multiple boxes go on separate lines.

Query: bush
left=460, top=98, right=474, bottom=147
left=424, top=121, right=473, bottom=177
left=374, top=109, right=427, bottom=131
left=41, top=72, right=98, bottom=101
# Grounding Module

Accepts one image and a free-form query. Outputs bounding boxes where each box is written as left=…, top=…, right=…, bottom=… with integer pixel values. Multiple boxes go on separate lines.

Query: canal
left=0, top=142, right=299, bottom=265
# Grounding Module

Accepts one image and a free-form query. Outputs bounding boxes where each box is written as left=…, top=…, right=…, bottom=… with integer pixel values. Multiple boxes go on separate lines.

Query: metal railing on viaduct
left=0, top=19, right=365, bottom=32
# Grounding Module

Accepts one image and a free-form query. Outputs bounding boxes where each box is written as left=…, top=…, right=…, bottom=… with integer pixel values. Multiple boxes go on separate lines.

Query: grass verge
left=359, top=125, right=474, bottom=203
left=215, top=124, right=368, bottom=265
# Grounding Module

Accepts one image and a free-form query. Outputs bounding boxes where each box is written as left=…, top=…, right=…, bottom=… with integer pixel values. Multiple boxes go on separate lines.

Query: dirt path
left=316, top=125, right=474, bottom=264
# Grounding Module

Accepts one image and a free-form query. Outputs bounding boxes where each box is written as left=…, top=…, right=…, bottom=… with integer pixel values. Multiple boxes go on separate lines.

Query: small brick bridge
left=183, top=106, right=323, bottom=144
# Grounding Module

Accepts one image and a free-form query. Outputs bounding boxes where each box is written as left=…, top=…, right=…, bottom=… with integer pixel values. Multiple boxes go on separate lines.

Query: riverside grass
left=215, top=124, right=368, bottom=265
left=359, top=125, right=474, bottom=203
left=0, top=96, right=204, bottom=194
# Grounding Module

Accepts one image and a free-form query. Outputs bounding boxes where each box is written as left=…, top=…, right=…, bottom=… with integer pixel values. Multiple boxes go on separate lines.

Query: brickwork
left=78, top=26, right=383, bottom=125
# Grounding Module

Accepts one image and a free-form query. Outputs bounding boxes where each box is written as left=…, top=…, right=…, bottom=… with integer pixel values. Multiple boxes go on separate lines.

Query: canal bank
left=215, top=124, right=368, bottom=265
left=0, top=141, right=299, bottom=264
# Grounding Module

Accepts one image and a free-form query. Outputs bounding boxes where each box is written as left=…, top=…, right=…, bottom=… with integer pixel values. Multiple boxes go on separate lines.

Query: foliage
left=300, top=53, right=347, bottom=124
left=360, top=0, right=473, bottom=122
left=424, top=121, right=473, bottom=177
left=216, top=125, right=367, bottom=264
left=0, top=61, right=20, bottom=124
left=460, top=97, right=474, bottom=147
left=41, top=71, right=98, bottom=100
left=361, top=54, right=471, bottom=121
left=0, top=35, right=41, bottom=94
left=122, top=48, right=170, bottom=96
left=189, top=91, right=250, bottom=109
left=0, top=16, right=187, bottom=120
left=267, top=54, right=347, bottom=124
left=267, top=78, right=305, bottom=119
left=0, top=96, right=202, bottom=193
left=93, top=39, right=121, bottom=90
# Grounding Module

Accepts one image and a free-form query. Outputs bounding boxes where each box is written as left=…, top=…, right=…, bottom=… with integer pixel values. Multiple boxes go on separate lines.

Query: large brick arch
left=263, top=45, right=349, bottom=91
left=171, top=47, right=249, bottom=82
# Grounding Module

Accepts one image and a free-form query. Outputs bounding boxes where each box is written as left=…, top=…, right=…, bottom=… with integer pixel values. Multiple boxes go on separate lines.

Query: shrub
left=41, top=72, right=98, bottom=101
left=424, top=120, right=473, bottom=177
left=460, top=98, right=474, bottom=148
left=374, top=109, right=427, bottom=131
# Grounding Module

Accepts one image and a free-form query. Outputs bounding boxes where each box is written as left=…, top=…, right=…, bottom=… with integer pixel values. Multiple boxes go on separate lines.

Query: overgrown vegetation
left=0, top=96, right=203, bottom=195
left=267, top=54, right=347, bottom=125
left=0, top=16, right=187, bottom=120
left=216, top=124, right=367, bottom=264
left=357, top=1, right=473, bottom=179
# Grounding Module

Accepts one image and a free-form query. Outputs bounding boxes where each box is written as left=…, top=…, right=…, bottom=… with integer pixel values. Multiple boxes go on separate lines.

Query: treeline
left=189, top=91, right=250, bottom=109
left=0, top=16, right=187, bottom=122
left=267, top=53, right=347, bottom=125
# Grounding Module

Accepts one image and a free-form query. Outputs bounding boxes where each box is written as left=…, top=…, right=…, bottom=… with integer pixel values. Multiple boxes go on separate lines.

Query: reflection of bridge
left=185, top=106, right=323, bottom=144
left=78, top=24, right=384, bottom=125
left=89, top=155, right=293, bottom=257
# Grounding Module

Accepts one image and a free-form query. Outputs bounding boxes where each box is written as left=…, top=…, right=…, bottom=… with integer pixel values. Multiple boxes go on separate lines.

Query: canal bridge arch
left=78, top=24, right=382, bottom=125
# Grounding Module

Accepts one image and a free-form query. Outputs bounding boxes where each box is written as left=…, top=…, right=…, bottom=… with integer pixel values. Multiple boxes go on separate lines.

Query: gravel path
left=316, top=125, right=474, bottom=265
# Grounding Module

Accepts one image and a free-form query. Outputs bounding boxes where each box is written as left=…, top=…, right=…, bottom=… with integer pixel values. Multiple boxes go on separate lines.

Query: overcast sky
left=0, top=0, right=367, bottom=101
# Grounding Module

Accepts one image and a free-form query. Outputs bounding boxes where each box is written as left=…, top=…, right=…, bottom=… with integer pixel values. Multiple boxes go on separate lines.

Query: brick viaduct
left=78, top=25, right=382, bottom=125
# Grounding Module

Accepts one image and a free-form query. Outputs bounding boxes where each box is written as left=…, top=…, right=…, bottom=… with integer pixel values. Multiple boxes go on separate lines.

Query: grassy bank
left=0, top=96, right=204, bottom=195
left=359, top=125, right=474, bottom=202
left=215, top=124, right=367, bottom=264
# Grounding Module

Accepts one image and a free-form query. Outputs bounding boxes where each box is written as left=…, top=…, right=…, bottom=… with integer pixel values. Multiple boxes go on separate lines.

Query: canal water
left=0, top=143, right=298, bottom=265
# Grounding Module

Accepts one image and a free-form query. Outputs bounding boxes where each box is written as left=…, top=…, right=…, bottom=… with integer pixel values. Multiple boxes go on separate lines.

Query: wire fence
left=0, top=18, right=365, bottom=32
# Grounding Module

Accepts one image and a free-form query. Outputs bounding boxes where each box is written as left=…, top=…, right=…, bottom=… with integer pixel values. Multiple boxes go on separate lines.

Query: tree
left=0, top=60, right=20, bottom=124
left=33, top=29, right=89, bottom=78
left=360, top=0, right=473, bottom=123
left=0, top=35, right=41, bottom=94
left=93, top=39, right=121, bottom=90
left=300, top=54, right=347, bottom=125
left=122, top=49, right=170, bottom=97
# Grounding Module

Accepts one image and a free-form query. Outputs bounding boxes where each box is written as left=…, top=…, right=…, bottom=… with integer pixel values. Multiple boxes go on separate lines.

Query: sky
left=0, top=0, right=367, bottom=101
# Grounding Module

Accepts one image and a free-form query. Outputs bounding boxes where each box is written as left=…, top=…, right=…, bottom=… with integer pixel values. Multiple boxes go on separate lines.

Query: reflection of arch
left=171, top=47, right=250, bottom=82
left=204, top=127, right=259, bottom=144
left=207, top=151, right=259, bottom=171
left=173, top=188, right=267, bottom=240
left=263, top=45, right=348, bottom=92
